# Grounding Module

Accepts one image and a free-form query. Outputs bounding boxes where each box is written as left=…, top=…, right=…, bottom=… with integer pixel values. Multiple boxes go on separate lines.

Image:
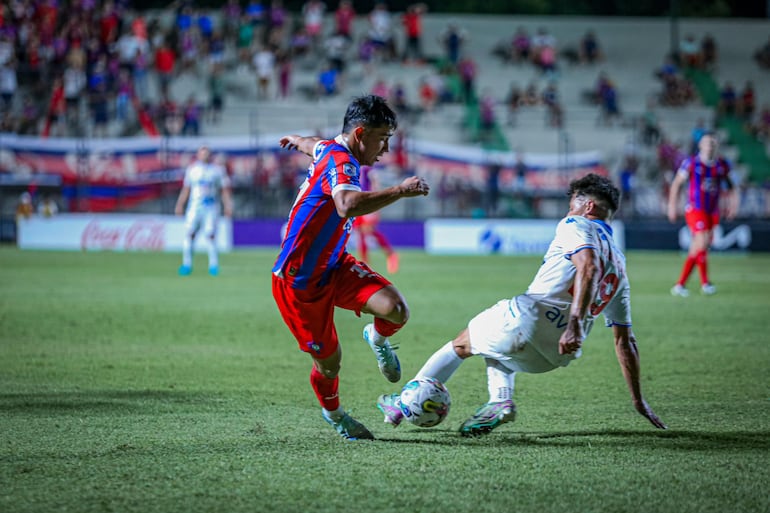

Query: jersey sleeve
left=556, top=217, right=597, bottom=259
left=675, top=157, right=692, bottom=179
left=327, top=153, right=361, bottom=197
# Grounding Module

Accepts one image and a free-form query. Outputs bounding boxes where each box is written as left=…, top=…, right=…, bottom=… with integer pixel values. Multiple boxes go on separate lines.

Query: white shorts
left=185, top=206, right=218, bottom=238
left=467, top=297, right=580, bottom=374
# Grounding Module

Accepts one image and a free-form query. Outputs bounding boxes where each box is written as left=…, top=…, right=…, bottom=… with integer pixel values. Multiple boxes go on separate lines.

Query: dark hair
left=342, top=95, right=397, bottom=133
left=567, top=173, right=620, bottom=215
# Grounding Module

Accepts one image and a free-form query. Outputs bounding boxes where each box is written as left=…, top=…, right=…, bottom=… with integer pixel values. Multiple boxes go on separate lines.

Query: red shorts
left=685, top=207, right=719, bottom=233
left=272, top=253, right=391, bottom=359
left=353, top=212, right=380, bottom=228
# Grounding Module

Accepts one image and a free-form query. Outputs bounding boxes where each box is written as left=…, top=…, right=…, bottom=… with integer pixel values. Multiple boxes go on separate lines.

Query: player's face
left=197, top=147, right=211, bottom=162
left=354, top=126, right=393, bottom=166
left=699, top=135, right=717, bottom=160
left=567, top=194, right=590, bottom=217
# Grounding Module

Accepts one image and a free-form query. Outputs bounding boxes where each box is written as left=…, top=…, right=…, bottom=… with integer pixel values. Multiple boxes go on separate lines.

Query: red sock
left=374, top=318, right=404, bottom=338
left=372, top=230, right=394, bottom=253
left=695, top=250, right=709, bottom=285
left=677, top=255, right=697, bottom=286
left=310, top=366, right=339, bottom=411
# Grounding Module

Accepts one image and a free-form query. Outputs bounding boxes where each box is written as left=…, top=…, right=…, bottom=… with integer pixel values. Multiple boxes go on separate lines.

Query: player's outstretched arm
left=613, top=325, right=667, bottom=429
left=558, top=247, right=599, bottom=355
left=221, top=186, right=234, bottom=217
left=667, top=172, right=686, bottom=223
left=333, top=176, right=430, bottom=218
left=175, top=186, right=190, bottom=216
left=279, top=134, right=322, bottom=157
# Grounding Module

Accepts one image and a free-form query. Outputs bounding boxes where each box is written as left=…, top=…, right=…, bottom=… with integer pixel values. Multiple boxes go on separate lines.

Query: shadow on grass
left=0, top=390, right=229, bottom=415
left=377, top=429, right=770, bottom=451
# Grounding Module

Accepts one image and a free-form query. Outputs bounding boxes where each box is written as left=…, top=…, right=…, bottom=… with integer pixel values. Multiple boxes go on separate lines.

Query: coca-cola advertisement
left=17, top=214, right=232, bottom=253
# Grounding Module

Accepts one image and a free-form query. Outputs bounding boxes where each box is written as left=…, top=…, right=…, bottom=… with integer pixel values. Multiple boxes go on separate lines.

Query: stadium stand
left=1, top=6, right=768, bottom=222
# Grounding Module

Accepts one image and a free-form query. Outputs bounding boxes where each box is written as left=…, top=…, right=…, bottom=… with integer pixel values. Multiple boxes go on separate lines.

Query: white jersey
left=524, top=215, right=631, bottom=338
left=183, top=161, right=230, bottom=212
left=468, top=215, right=631, bottom=373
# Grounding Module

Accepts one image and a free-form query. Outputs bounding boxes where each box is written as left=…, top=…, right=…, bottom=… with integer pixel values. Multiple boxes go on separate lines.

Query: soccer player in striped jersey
left=667, top=132, right=737, bottom=296
left=353, top=166, right=400, bottom=274
left=377, top=173, right=666, bottom=436
left=272, top=95, right=430, bottom=440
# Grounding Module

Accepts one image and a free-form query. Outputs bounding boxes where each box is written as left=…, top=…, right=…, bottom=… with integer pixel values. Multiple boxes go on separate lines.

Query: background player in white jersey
left=174, top=146, right=233, bottom=276
left=377, top=173, right=667, bottom=436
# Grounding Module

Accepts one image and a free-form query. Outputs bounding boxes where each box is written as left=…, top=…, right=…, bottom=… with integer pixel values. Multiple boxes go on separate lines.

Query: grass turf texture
left=1, top=248, right=768, bottom=513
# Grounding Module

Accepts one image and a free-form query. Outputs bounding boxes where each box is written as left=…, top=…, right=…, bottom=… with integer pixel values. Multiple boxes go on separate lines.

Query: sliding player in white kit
left=377, top=174, right=667, bottom=435
left=174, top=146, right=233, bottom=276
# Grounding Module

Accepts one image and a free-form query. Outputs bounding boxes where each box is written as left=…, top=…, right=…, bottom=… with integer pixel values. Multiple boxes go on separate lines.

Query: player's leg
left=271, top=274, right=373, bottom=440
left=377, top=330, right=468, bottom=427
left=312, top=348, right=371, bottom=440
left=672, top=209, right=704, bottom=296
left=335, top=254, right=405, bottom=382
left=179, top=210, right=199, bottom=275
left=459, top=359, right=517, bottom=437
left=458, top=298, right=550, bottom=436
left=203, top=209, right=219, bottom=275
left=693, top=228, right=714, bottom=293
left=371, top=229, right=399, bottom=274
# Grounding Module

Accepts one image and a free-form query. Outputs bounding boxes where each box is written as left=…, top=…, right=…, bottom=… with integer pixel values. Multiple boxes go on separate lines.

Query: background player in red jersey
left=272, top=95, right=430, bottom=440
left=354, top=166, right=400, bottom=274
left=667, top=132, right=737, bottom=296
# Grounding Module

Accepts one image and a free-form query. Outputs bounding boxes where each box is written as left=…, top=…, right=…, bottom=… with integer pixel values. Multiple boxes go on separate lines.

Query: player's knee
left=316, top=361, right=340, bottom=379
left=320, top=365, right=339, bottom=379
left=384, top=296, right=409, bottom=325
left=452, top=330, right=473, bottom=358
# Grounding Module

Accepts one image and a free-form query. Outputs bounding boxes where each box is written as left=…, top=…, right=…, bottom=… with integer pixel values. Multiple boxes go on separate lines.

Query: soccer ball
left=399, top=377, right=451, bottom=428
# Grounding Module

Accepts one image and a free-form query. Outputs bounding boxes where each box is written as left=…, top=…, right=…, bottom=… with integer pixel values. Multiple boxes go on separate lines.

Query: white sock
left=415, top=341, right=464, bottom=384
left=323, top=406, right=345, bottom=422
left=368, top=324, right=387, bottom=346
left=182, top=235, right=193, bottom=267
left=207, top=237, right=218, bottom=268
left=486, top=358, right=515, bottom=403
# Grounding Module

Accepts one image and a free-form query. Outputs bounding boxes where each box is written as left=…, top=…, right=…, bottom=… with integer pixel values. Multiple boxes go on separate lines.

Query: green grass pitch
left=1, top=247, right=768, bottom=513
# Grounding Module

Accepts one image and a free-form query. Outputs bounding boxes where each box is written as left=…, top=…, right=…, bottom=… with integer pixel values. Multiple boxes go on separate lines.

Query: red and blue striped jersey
left=272, top=137, right=362, bottom=290
left=676, top=155, right=731, bottom=214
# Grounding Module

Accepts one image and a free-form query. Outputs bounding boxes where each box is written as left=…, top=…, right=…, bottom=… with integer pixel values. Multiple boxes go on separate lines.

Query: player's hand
left=724, top=203, right=737, bottom=221
left=279, top=135, right=301, bottom=151
left=667, top=204, right=677, bottom=223
left=558, top=321, right=583, bottom=355
left=634, top=399, right=667, bottom=429
left=399, top=176, right=430, bottom=197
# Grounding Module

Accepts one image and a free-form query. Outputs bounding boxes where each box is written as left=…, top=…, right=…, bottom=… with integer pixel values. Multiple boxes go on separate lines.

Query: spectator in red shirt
left=154, top=39, right=176, bottom=97
left=334, top=0, right=356, bottom=40
left=401, top=3, right=426, bottom=64
left=98, top=1, right=120, bottom=46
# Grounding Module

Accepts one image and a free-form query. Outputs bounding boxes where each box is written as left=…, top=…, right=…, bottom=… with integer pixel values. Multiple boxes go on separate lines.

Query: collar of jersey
left=334, top=134, right=351, bottom=152
left=590, top=218, right=613, bottom=237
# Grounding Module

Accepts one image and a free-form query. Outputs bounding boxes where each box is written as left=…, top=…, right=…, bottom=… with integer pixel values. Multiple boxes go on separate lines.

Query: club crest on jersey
left=306, top=340, right=324, bottom=354
left=342, top=163, right=357, bottom=177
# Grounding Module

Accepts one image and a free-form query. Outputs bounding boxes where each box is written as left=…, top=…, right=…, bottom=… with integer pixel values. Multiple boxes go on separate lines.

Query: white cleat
left=701, top=283, right=717, bottom=295
left=670, top=284, right=690, bottom=297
